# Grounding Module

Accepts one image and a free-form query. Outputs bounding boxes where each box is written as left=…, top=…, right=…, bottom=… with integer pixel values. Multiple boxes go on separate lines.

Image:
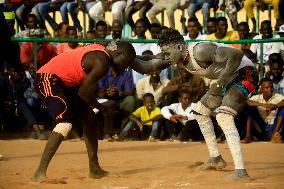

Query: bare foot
left=241, top=137, right=252, bottom=144
left=200, top=155, right=227, bottom=170
left=89, top=167, right=108, bottom=179
left=229, top=169, right=250, bottom=180
left=31, top=171, right=47, bottom=181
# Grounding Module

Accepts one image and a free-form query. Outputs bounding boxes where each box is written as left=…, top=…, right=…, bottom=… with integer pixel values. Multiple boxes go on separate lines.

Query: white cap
left=279, top=24, right=284, bottom=32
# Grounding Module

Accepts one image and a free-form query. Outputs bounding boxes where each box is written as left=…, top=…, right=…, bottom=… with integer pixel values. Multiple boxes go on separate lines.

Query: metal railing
left=12, top=37, right=284, bottom=79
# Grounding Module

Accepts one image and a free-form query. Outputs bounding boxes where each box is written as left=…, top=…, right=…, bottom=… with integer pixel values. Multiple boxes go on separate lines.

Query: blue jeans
left=246, top=107, right=284, bottom=139
left=38, top=2, right=62, bottom=30
left=187, top=0, right=214, bottom=28
left=120, top=120, right=159, bottom=138
left=60, top=1, right=83, bottom=32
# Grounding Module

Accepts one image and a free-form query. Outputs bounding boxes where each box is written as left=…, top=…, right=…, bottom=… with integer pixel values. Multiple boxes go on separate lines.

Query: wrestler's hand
left=209, top=83, right=223, bottom=96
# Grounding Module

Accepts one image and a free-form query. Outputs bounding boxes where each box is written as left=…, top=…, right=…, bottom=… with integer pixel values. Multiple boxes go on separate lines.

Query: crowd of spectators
left=0, top=0, right=284, bottom=144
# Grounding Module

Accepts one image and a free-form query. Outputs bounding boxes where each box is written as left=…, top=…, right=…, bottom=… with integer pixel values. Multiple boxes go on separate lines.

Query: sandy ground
left=0, top=139, right=284, bottom=189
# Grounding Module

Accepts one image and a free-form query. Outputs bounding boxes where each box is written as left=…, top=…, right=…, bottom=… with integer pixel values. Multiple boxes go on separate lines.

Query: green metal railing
left=12, top=37, right=284, bottom=79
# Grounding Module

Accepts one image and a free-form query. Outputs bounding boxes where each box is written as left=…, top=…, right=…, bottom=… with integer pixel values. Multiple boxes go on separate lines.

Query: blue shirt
left=98, top=68, right=134, bottom=99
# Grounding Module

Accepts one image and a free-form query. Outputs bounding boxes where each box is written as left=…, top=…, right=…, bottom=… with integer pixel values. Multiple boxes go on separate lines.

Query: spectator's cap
left=3, top=12, right=15, bottom=20
left=279, top=24, right=284, bottom=33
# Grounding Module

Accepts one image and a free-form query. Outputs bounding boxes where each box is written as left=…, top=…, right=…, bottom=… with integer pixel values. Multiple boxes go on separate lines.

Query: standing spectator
left=187, top=0, right=216, bottom=32
left=183, top=17, right=207, bottom=40
left=125, top=0, right=152, bottom=29
left=244, top=0, right=280, bottom=32
left=97, top=67, right=136, bottom=141
left=147, top=0, right=180, bottom=29
left=120, top=93, right=162, bottom=141
left=250, top=20, right=284, bottom=69
left=206, top=17, right=217, bottom=34
left=206, top=17, right=240, bottom=48
left=106, top=19, right=123, bottom=39
left=86, top=30, right=96, bottom=39
left=88, top=0, right=127, bottom=24
left=161, top=90, right=203, bottom=142
left=20, top=29, right=57, bottom=68
left=56, top=21, right=69, bottom=38
left=242, top=78, right=284, bottom=143
left=136, top=68, right=170, bottom=106
left=149, top=22, right=162, bottom=39
left=56, top=26, right=82, bottom=54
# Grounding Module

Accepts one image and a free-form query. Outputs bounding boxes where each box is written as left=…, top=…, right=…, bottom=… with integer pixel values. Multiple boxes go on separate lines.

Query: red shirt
left=37, top=44, right=110, bottom=87
left=56, top=43, right=83, bottom=54
left=20, top=42, right=57, bottom=68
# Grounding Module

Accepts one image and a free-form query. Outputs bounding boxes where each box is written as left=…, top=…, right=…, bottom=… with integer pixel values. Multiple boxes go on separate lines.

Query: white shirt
left=136, top=75, right=170, bottom=104
left=183, top=32, right=208, bottom=41
left=161, top=102, right=196, bottom=125
left=249, top=93, right=284, bottom=124
left=250, top=34, right=284, bottom=64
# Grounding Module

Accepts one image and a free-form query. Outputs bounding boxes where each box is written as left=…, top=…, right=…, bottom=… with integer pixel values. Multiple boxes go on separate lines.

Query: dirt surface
left=0, top=139, right=284, bottom=189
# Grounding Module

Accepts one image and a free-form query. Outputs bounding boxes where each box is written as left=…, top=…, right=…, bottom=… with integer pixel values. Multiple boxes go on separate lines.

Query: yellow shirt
left=206, top=31, right=240, bottom=49
left=132, top=106, right=161, bottom=126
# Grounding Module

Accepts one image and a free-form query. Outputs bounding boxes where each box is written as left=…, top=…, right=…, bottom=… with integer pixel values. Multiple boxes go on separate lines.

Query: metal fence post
left=32, top=42, right=38, bottom=71
left=259, top=42, right=264, bottom=80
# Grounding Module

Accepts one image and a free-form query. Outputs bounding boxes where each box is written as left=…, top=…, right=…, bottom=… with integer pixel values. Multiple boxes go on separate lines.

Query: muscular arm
left=130, top=56, right=170, bottom=74
left=214, top=46, right=244, bottom=86
left=78, top=52, right=110, bottom=111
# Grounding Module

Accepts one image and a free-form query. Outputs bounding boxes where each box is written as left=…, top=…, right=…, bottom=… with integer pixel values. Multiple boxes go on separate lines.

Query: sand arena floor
left=0, top=139, right=284, bottom=189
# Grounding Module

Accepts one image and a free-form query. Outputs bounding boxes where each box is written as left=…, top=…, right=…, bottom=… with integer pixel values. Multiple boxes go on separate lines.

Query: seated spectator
left=56, top=21, right=69, bottom=38
left=125, top=0, right=152, bottom=29
left=187, top=0, right=216, bottom=32
left=14, top=0, right=40, bottom=30
left=219, top=0, right=243, bottom=30
left=60, top=1, right=83, bottom=33
left=95, top=20, right=108, bottom=39
left=183, top=17, right=207, bottom=40
left=16, top=13, right=47, bottom=38
left=265, top=53, right=284, bottom=94
left=120, top=93, right=162, bottom=141
left=0, top=66, right=46, bottom=139
left=237, top=22, right=256, bottom=50
left=106, top=19, right=123, bottom=39
left=206, top=17, right=217, bottom=34
left=161, top=66, right=207, bottom=106
left=1, top=11, right=21, bottom=70
left=136, top=68, right=170, bottom=107
left=4, top=11, right=16, bottom=36
left=147, top=0, right=180, bottom=29
left=97, top=67, right=136, bottom=141
left=37, top=0, right=65, bottom=31
left=20, top=29, right=57, bottom=68
left=243, top=78, right=284, bottom=143
left=250, top=20, right=284, bottom=68
left=244, top=0, right=280, bottom=32
left=86, top=30, right=96, bottom=39
left=77, top=0, right=97, bottom=32
left=206, top=17, right=240, bottom=48
left=56, top=26, right=82, bottom=54
left=88, top=0, right=126, bottom=24
left=161, top=90, right=203, bottom=142
left=149, top=23, right=162, bottom=39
